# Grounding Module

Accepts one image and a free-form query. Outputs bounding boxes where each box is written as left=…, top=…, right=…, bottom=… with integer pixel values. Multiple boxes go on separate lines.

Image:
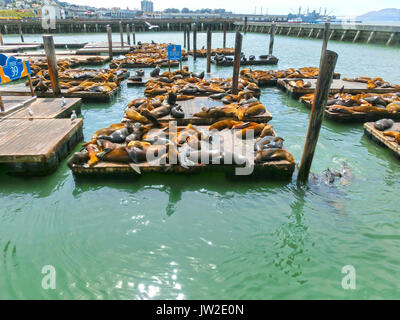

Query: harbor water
left=0, top=32, right=399, bottom=299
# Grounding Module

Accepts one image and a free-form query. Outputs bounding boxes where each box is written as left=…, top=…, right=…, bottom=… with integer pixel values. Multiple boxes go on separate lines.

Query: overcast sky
left=64, top=0, right=399, bottom=17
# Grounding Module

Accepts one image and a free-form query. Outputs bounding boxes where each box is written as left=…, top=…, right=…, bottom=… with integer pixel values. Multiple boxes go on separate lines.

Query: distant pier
left=235, top=22, right=400, bottom=46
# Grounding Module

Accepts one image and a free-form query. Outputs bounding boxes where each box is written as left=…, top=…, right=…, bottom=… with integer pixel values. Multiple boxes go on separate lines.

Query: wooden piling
left=193, top=23, right=197, bottom=60
left=206, top=28, right=212, bottom=73
left=18, top=25, right=24, bottom=42
left=297, top=50, right=338, bottom=184
left=43, top=35, right=61, bottom=96
left=0, top=32, right=3, bottom=46
left=126, top=24, right=131, bottom=46
left=119, top=21, right=124, bottom=47
left=0, top=95, right=4, bottom=112
left=320, top=22, right=330, bottom=67
left=132, top=24, right=136, bottom=45
left=244, top=17, right=248, bottom=34
left=223, top=22, right=227, bottom=48
left=107, top=25, right=113, bottom=63
left=232, top=32, right=243, bottom=95
left=186, top=25, right=191, bottom=51
left=269, top=22, right=276, bottom=55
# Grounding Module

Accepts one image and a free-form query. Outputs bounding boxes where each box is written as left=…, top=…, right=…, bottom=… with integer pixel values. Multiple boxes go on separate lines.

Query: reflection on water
left=0, top=31, right=400, bottom=299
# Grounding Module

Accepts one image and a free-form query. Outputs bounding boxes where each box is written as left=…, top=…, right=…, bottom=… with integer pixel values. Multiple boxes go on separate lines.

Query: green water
left=0, top=32, right=400, bottom=299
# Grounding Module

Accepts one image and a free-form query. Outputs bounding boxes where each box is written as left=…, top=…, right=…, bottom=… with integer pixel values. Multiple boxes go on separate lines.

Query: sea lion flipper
left=129, top=163, right=141, bottom=174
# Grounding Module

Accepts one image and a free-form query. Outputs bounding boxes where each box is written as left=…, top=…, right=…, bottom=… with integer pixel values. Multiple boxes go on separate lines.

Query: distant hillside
left=358, top=8, right=400, bottom=21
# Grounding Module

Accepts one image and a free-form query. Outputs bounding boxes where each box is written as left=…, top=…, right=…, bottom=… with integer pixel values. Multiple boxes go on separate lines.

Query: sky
left=64, top=0, right=400, bottom=17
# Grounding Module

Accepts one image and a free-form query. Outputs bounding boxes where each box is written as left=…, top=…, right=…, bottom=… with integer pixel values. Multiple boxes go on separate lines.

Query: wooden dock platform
left=364, top=122, right=400, bottom=159
left=0, top=82, right=120, bottom=102
left=70, top=125, right=294, bottom=180
left=9, top=53, right=110, bottom=66
left=0, top=44, right=41, bottom=53
left=278, top=79, right=400, bottom=98
left=211, top=56, right=279, bottom=66
left=0, top=96, right=37, bottom=116
left=300, top=96, right=400, bottom=123
left=3, top=98, right=82, bottom=119
left=123, top=97, right=272, bottom=125
left=0, top=118, right=83, bottom=174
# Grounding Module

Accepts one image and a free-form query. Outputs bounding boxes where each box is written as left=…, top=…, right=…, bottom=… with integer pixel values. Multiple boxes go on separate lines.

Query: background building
left=141, top=1, right=154, bottom=13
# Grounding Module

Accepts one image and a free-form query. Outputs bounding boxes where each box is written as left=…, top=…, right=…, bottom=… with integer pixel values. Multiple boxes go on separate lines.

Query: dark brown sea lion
left=255, top=149, right=294, bottom=163
left=67, top=150, right=89, bottom=168
left=97, top=146, right=130, bottom=163
left=374, top=119, right=394, bottom=131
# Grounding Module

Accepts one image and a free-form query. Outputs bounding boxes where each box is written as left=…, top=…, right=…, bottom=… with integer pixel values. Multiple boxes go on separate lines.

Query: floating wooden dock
left=76, top=42, right=132, bottom=55
left=112, top=60, right=179, bottom=69
left=278, top=79, right=400, bottom=98
left=364, top=122, right=400, bottom=159
left=123, top=97, right=272, bottom=125
left=9, top=53, right=110, bottom=66
left=2, top=98, right=82, bottom=119
left=244, top=74, right=341, bottom=87
left=0, top=44, right=41, bottom=53
left=300, top=99, right=400, bottom=123
left=211, top=56, right=279, bottom=66
left=3, top=42, right=87, bottom=49
left=0, top=96, right=37, bottom=117
left=0, top=83, right=120, bottom=102
left=70, top=125, right=294, bottom=180
left=0, top=118, right=83, bottom=174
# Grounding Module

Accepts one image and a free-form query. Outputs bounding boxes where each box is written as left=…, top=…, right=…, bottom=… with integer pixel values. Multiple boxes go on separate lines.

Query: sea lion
left=135, top=69, right=145, bottom=76
left=97, top=146, right=130, bottom=163
left=192, top=71, right=205, bottom=79
left=255, top=149, right=294, bottom=163
left=150, top=105, right=171, bottom=118
left=255, top=136, right=284, bottom=151
left=67, top=150, right=89, bottom=168
left=244, top=104, right=266, bottom=117
left=209, top=93, right=227, bottom=100
left=86, top=144, right=101, bottom=167
left=150, top=66, right=160, bottom=78
left=386, top=102, right=400, bottom=113
left=125, top=109, right=149, bottom=123
left=259, top=124, right=274, bottom=138
left=98, top=123, right=133, bottom=143
left=209, top=120, right=240, bottom=131
left=171, top=105, right=185, bottom=118
left=236, top=123, right=266, bottom=139
left=383, top=131, right=400, bottom=144
left=374, top=119, right=394, bottom=131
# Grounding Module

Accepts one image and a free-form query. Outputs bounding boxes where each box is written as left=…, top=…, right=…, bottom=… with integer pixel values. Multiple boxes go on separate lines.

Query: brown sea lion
left=125, top=109, right=149, bottom=123
left=383, top=131, right=400, bottom=144
left=255, top=149, right=294, bottom=163
left=209, top=120, right=241, bottom=131
left=97, top=146, right=130, bottom=163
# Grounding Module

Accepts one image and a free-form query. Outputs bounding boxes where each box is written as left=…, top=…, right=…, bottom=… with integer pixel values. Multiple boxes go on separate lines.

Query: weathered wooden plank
left=7, top=98, right=82, bottom=119
left=364, top=122, right=400, bottom=159
left=0, top=118, right=83, bottom=163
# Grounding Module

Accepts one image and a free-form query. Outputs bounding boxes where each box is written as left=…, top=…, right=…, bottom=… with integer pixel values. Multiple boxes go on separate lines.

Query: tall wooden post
left=119, top=21, right=124, bottom=47
left=18, top=25, right=24, bottom=42
left=0, top=95, right=4, bottom=112
left=107, top=25, right=113, bottom=64
left=186, top=25, right=190, bottom=52
left=132, top=24, right=136, bottom=45
left=126, top=24, right=131, bottom=46
left=223, top=22, right=227, bottom=48
left=297, top=50, right=338, bottom=184
left=193, top=23, right=197, bottom=60
left=244, top=17, right=248, bottom=34
left=269, top=22, right=276, bottom=55
left=206, top=29, right=212, bottom=73
left=232, top=32, right=243, bottom=95
left=183, top=28, right=186, bottom=48
left=0, top=32, right=3, bottom=46
left=43, top=35, right=61, bottom=96
left=320, top=22, right=330, bottom=67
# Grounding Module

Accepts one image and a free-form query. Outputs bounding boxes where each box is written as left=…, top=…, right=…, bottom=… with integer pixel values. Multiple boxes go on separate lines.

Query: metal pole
left=297, top=50, right=338, bottom=184
left=269, top=22, right=276, bottom=55
left=43, top=35, right=61, bottom=96
left=206, top=29, right=212, bottom=73
left=232, top=32, right=243, bottom=95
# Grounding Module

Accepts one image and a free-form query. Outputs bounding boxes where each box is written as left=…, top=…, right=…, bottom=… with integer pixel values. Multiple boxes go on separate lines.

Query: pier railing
left=235, top=21, right=400, bottom=46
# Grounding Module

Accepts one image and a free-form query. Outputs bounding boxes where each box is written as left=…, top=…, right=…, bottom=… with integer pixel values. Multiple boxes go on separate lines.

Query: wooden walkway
left=2, top=97, right=82, bottom=119
left=278, top=79, right=400, bottom=98
left=0, top=118, right=83, bottom=174
left=0, top=96, right=37, bottom=116
left=123, top=97, right=273, bottom=125
left=364, top=122, right=400, bottom=159
left=0, top=83, right=119, bottom=102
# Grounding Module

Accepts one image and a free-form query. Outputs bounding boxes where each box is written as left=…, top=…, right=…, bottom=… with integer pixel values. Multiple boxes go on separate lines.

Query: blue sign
left=168, top=45, right=182, bottom=61
left=0, top=54, right=31, bottom=84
